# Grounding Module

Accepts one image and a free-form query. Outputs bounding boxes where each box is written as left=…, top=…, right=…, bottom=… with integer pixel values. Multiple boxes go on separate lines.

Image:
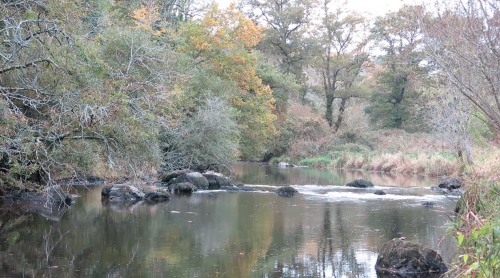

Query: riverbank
left=450, top=177, right=500, bottom=276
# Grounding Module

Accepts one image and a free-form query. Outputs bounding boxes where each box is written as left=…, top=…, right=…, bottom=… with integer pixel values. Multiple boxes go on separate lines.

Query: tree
left=427, top=83, right=475, bottom=165
left=0, top=0, right=178, bottom=188
left=424, top=0, right=500, bottom=132
left=239, top=0, right=314, bottom=78
left=312, top=0, right=369, bottom=132
left=365, top=5, right=429, bottom=130
left=176, top=4, right=277, bottom=160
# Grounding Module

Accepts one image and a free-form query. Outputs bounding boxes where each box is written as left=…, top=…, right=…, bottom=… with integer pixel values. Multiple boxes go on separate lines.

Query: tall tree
left=365, top=5, right=429, bottom=130
left=312, top=0, right=369, bottom=132
left=176, top=4, right=277, bottom=160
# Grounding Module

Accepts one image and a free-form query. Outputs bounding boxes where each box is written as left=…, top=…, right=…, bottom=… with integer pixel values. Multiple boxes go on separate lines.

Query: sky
left=214, top=0, right=425, bottom=17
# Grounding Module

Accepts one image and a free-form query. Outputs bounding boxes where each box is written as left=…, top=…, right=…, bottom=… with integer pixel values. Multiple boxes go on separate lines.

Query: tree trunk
left=325, top=92, right=334, bottom=127
left=333, top=98, right=347, bottom=133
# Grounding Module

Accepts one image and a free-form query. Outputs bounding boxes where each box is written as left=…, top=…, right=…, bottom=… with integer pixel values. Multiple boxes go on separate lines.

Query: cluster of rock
left=161, top=170, right=234, bottom=192
left=101, top=185, right=170, bottom=201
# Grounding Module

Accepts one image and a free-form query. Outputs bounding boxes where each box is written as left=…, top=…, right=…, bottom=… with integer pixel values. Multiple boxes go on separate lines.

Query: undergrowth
left=449, top=180, right=500, bottom=277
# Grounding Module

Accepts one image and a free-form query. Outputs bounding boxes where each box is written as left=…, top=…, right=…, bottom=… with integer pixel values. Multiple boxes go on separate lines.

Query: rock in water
left=346, top=179, right=374, bottom=188
left=438, top=177, right=463, bottom=190
left=102, top=185, right=170, bottom=201
left=203, top=171, right=231, bottom=189
left=375, top=238, right=448, bottom=275
left=169, top=172, right=209, bottom=189
left=161, top=169, right=191, bottom=183
left=144, top=189, right=170, bottom=200
left=171, top=182, right=197, bottom=193
left=277, top=186, right=299, bottom=197
left=374, top=190, right=386, bottom=195
left=422, top=202, right=435, bottom=207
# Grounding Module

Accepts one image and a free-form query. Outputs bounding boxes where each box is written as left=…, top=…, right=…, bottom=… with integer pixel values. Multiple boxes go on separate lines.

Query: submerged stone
left=374, top=190, right=387, bottom=195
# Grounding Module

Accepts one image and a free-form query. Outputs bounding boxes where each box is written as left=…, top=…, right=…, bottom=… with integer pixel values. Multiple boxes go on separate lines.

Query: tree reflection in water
left=0, top=165, right=454, bottom=277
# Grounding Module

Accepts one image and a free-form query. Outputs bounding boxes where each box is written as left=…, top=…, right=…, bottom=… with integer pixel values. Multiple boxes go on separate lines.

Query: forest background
left=1, top=0, right=500, bottom=275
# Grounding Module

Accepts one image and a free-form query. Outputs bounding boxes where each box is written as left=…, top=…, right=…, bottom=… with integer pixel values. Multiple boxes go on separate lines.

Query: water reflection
left=232, top=162, right=441, bottom=187
left=0, top=164, right=454, bottom=278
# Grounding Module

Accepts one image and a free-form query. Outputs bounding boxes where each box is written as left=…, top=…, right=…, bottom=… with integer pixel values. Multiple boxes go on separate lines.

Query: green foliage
left=450, top=182, right=500, bottom=277
left=366, top=5, right=430, bottom=131
left=256, top=57, right=300, bottom=115
left=298, top=156, right=332, bottom=167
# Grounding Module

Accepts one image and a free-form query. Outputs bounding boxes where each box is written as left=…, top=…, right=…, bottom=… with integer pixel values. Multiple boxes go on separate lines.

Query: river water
left=0, top=163, right=457, bottom=278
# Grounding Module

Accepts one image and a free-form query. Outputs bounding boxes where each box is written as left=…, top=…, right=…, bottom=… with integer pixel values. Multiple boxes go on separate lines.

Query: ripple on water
left=293, top=184, right=456, bottom=204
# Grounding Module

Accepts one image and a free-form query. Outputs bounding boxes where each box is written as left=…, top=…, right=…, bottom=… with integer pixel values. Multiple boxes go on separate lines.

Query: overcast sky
left=214, top=0, right=426, bottom=17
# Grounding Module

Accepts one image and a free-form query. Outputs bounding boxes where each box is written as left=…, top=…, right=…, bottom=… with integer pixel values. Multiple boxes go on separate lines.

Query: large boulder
left=277, top=186, right=299, bottom=197
left=438, top=177, right=463, bottom=190
left=375, top=238, right=448, bottom=275
left=346, top=179, right=374, bottom=188
left=144, top=188, right=170, bottom=201
left=171, top=182, right=197, bottom=193
left=101, top=185, right=145, bottom=201
left=161, top=169, right=191, bottom=183
left=203, top=171, right=231, bottom=189
left=169, top=172, right=209, bottom=189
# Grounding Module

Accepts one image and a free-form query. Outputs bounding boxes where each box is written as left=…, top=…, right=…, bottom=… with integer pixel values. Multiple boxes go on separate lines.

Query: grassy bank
left=447, top=148, right=500, bottom=277
left=271, top=128, right=461, bottom=176
left=273, top=150, right=458, bottom=176
left=450, top=179, right=500, bottom=277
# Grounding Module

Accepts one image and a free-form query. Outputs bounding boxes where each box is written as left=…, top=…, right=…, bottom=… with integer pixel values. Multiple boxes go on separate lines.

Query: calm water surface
left=0, top=163, right=456, bottom=278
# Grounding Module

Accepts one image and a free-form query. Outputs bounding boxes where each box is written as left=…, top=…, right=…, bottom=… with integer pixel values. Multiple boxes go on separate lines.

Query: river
left=0, top=162, right=457, bottom=278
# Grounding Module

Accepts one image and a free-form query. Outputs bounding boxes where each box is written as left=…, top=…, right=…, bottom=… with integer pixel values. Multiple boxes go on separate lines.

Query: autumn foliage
left=177, top=4, right=277, bottom=159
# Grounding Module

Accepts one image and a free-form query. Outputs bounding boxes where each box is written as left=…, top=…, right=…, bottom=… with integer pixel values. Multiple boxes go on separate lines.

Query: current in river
left=0, top=162, right=457, bottom=278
